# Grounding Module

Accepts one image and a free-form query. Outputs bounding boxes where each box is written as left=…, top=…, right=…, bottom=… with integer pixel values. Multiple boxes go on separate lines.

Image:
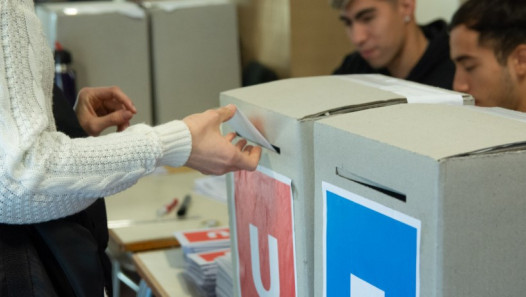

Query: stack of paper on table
left=184, top=249, right=230, bottom=297
left=215, top=253, right=234, bottom=297
left=193, top=175, right=227, bottom=203
left=173, top=227, right=230, bottom=258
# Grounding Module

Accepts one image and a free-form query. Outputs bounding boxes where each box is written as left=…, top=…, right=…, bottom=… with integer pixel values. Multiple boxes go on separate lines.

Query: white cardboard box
left=314, top=104, right=526, bottom=297
left=146, top=0, right=241, bottom=124
left=36, top=2, right=153, bottom=127
left=220, top=75, right=473, bottom=297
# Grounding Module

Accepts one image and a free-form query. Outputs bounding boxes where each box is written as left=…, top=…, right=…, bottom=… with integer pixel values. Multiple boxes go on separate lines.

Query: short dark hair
left=450, top=0, right=526, bottom=65
left=330, top=0, right=396, bottom=10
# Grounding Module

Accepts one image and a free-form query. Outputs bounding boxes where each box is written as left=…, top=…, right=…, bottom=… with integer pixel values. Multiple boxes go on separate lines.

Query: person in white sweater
left=0, top=2, right=261, bottom=296
left=0, top=0, right=261, bottom=225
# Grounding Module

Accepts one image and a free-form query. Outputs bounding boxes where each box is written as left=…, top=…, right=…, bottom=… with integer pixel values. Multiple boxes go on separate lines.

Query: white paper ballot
left=226, top=108, right=277, bottom=153
left=341, top=74, right=464, bottom=105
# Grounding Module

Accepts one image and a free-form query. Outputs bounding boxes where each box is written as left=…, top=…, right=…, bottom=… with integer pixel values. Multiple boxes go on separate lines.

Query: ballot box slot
left=299, top=99, right=406, bottom=121
left=234, top=132, right=281, bottom=154
left=335, top=167, right=406, bottom=202
left=450, top=141, right=526, bottom=158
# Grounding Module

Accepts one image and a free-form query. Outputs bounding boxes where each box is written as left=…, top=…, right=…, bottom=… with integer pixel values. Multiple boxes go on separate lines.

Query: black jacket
left=333, top=20, right=455, bottom=90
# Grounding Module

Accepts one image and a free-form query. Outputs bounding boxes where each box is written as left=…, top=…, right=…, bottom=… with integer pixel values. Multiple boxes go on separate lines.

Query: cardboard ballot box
left=220, top=75, right=473, bottom=297
left=313, top=104, right=526, bottom=297
left=36, top=2, right=153, bottom=126
left=146, top=0, right=241, bottom=124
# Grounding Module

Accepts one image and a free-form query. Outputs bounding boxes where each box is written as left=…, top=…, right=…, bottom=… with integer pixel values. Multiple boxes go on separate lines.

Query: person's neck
left=514, top=90, right=526, bottom=112
left=508, top=71, right=526, bottom=112
left=387, top=23, right=428, bottom=79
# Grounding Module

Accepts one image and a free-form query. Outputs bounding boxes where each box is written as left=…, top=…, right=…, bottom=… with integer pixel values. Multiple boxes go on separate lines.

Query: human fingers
left=108, top=86, right=137, bottom=114
left=89, top=86, right=137, bottom=114
left=108, top=109, right=134, bottom=131
left=87, top=109, right=134, bottom=136
left=225, top=132, right=237, bottom=142
left=215, top=104, right=236, bottom=123
left=101, top=98, right=126, bottom=111
left=235, top=144, right=262, bottom=171
left=234, top=138, right=248, bottom=151
left=117, top=122, right=131, bottom=132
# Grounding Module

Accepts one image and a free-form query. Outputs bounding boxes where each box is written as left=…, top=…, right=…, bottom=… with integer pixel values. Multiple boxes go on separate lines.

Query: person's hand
left=183, top=104, right=262, bottom=175
left=74, top=86, right=137, bottom=136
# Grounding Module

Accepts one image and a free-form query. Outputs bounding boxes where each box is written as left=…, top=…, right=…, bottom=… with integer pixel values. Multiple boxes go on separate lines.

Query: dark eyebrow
left=339, top=15, right=351, bottom=23
left=453, top=55, right=475, bottom=63
left=339, top=7, right=376, bottom=24
left=354, top=7, right=376, bottom=20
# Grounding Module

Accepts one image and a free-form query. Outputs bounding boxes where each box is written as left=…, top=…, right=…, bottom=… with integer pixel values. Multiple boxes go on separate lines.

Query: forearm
left=0, top=1, right=191, bottom=224
left=0, top=121, right=191, bottom=224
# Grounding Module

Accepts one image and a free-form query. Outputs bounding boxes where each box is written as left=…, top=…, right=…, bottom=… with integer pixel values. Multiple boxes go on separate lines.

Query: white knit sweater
left=0, top=0, right=192, bottom=224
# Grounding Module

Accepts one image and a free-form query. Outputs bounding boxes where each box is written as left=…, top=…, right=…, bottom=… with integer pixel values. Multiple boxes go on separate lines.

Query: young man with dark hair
left=449, top=0, right=526, bottom=111
left=332, top=0, right=455, bottom=89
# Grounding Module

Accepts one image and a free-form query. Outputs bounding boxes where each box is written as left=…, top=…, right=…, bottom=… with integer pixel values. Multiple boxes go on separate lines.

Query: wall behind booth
left=236, top=0, right=350, bottom=79
left=236, top=0, right=464, bottom=80
left=415, top=0, right=462, bottom=24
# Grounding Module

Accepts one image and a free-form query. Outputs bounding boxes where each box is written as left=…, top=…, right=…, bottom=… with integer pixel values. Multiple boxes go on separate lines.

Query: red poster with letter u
left=234, top=166, right=297, bottom=297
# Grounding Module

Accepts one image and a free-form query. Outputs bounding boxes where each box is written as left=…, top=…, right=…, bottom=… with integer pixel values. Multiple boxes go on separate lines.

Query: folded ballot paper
left=215, top=252, right=234, bottom=297
left=226, top=108, right=277, bottom=152
left=173, top=227, right=231, bottom=257
left=184, top=249, right=230, bottom=297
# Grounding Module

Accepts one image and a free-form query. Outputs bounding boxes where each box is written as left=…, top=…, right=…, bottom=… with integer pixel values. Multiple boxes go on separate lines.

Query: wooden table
left=133, top=248, right=203, bottom=297
left=106, top=168, right=229, bottom=252
left=105, top=168, right=229, bottom=297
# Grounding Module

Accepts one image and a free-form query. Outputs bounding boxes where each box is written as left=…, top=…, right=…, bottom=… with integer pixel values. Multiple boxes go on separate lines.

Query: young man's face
left=450, top=25, right=519, bottom=109
left=340, top=0, right=406, bottom=69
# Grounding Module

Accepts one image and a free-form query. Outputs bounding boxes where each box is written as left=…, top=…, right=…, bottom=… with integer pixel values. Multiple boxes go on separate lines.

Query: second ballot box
left=220, top=75, right=473, bottom=297
left=36, top=2, right=153, bottom=126
left=313, top=104, right=526, bottom=297
left=146, top=0, right=241, bottom=124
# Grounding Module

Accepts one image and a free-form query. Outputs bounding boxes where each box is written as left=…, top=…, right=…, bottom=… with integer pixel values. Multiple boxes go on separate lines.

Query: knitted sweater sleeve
left=0, top=1, right=192, bottom=224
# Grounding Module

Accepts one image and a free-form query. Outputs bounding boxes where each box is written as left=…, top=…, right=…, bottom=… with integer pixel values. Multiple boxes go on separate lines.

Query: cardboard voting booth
left=36, top=2, right=153, bottom=126
left=220, top=75, right=473, bottom=297
left=314, top=104, right=526, bottom=297
left=146, top=0, right=241, bottom=124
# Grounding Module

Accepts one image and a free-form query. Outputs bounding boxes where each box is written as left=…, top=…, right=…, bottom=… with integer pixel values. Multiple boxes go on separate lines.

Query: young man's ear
left=398, top=0, right=416, bottom=19
left=510, top=44, right=526, bottom=78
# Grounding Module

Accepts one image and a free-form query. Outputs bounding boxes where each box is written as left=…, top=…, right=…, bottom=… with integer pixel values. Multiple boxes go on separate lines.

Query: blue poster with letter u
left=322, top=182, right=421, bottom=297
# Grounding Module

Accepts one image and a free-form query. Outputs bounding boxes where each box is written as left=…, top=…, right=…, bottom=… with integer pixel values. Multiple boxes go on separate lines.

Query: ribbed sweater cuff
left=153, top=120, right=192, bottom=167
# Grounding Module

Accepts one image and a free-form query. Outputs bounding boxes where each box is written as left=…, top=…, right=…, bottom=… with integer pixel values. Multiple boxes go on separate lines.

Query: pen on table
left=177, top=194, right=192, bottom=217
left=156, top=197, right=179, bottom=217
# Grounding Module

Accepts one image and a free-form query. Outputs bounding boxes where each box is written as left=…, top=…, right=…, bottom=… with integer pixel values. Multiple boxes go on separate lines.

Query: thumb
left=95, top=110, right=134, bottom=134
left=216, top=104, right=237, bottom=123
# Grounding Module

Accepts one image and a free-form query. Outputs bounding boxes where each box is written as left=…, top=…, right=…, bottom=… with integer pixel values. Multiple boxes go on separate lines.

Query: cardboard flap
left=317, top=104, right=526, bottom=160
